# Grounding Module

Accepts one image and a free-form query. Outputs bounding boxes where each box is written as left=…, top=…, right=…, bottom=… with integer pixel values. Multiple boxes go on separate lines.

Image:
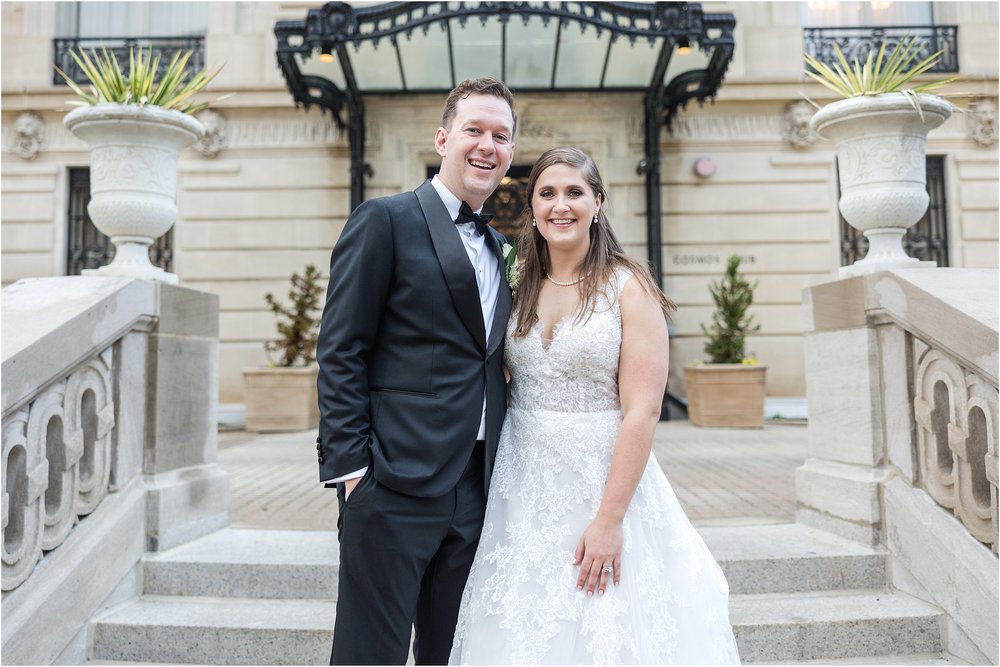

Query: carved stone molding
left=667, top=112, right=784, bottom=141
left=1, top=348, right=115, bottom=591
left=914, top=344, right=999, bottom=551
left=966, top=98, right=998, bottom=147
left=12, top=111, right=45, bottom=160
left=3, top=115, right=344, bottom=153
left=193, top=109, right=227, bottom=158
left=782, top=100, right=819, bottom=148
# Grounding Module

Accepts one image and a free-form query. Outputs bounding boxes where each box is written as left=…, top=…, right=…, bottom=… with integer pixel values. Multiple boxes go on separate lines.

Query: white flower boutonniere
left=502, top=242, right=521, bottom=294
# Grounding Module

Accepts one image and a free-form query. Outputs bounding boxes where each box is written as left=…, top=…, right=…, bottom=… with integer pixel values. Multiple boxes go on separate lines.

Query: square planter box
left=683, top=363, right=767, bottom=428
left=243, top=366, right=319, bottom=432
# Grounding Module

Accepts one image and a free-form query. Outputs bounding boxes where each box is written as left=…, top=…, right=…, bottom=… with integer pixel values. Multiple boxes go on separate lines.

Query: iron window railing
left=52, top=36, right=205, bottom=86
left=803, top=25, right=958, bottom=73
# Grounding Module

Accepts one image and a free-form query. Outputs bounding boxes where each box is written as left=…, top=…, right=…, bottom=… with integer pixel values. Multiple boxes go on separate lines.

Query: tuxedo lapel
left=416, top=181, right=487, bottom=352
left=486, top=229, right=512, bottom=357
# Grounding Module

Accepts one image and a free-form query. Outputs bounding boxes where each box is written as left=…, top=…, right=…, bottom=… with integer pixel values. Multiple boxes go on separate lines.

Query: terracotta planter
left=683, top=363, right=767, bottom=428
left=243, top=366, right=319, bottom=432
left=64, top=104, right=204, bottom=284
left=809, top=93, right=952, bottom=277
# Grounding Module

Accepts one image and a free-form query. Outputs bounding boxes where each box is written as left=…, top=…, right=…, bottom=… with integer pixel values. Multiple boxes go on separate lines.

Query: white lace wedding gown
left=449, top=269, right=741, bottom=665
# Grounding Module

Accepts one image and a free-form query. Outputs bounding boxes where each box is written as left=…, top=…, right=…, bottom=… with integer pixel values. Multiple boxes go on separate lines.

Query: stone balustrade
left=3, top=347, right=118, bottom=589
left=1, top=276, right=228, bottom=664
left=913, top=341, right=998, bottom=552
left=1, top=278, right=158, bottom=592
left=798, top=268, right=998, bottom=664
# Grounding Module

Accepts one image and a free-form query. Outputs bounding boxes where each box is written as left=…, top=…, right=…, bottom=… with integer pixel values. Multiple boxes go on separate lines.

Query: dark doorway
left=839, top=156, right=949, bottom=267
left=424, top=165, right=532, bottom=239
left=66, top=167, right=174, bottom=276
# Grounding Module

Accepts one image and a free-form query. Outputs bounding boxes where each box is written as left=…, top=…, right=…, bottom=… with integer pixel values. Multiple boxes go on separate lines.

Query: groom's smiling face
left=435, top=93, right=515, bottom=210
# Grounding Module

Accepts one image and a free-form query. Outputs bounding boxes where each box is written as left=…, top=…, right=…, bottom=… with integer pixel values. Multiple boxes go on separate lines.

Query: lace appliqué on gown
left=449, top=268, right=740, bottom=665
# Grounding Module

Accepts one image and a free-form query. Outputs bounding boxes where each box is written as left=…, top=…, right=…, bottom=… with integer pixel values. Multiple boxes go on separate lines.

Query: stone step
left=700, top=523, right=887, bottom=594
left=90, top=588, right=943, bottom=665
left=89, top=596, right=336, bottom=665
left=773, top=651, right=970, bottom=665
left=143, top=529, right=339, bottom=599
left=732, top=590, right=944, bottom=663
left=144, top=524, right=885, bottom=600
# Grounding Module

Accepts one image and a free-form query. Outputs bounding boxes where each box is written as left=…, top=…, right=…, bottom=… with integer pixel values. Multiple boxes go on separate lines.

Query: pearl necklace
left=545, top=273, right=585, bottom=286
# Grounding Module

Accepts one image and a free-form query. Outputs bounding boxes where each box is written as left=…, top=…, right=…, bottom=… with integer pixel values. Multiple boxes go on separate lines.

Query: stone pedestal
left=143, top=284, right=229, bottom=551
left=797, top=277, right=887, bottom=544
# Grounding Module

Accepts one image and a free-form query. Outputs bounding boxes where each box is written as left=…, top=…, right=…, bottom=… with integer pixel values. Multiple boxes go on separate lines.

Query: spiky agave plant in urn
left=806, top=35, right=957, bottom=277
left=243, top=265, right=324, bottom=432
left=684, top=256, right=766, bottom=428
left=58, top=47, right=224, bottom=283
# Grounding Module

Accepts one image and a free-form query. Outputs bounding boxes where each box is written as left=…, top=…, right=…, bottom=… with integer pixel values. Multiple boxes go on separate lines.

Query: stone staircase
left=88, top=524, right=965, bottom=665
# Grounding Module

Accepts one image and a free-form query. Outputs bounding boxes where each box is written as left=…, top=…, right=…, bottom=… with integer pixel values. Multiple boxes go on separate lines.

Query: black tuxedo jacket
left=316, top=180, right=512, bottom=498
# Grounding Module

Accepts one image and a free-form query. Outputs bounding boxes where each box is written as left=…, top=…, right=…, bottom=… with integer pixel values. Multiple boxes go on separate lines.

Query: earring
left=593, top=213, right=598, bottom=224
left=532, top=218, right=537, bottom=226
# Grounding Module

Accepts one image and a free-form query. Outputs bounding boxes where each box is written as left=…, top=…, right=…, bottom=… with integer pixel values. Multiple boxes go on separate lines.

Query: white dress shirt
left=324, top=176, right=500, bottom=484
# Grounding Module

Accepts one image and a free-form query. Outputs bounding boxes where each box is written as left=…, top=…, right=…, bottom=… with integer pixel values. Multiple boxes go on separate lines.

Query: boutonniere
left=501, top=242, right=521, bottom=294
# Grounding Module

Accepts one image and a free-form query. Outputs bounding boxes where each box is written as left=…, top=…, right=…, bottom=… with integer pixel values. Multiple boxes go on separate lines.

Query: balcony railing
left=803, top=25, right=959, bottom=73
left=52, top=36, right=205, bottom=86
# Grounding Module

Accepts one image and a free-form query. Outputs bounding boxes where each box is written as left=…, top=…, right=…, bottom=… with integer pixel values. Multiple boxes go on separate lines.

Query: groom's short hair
left=441, top=77, right=517, bottom=137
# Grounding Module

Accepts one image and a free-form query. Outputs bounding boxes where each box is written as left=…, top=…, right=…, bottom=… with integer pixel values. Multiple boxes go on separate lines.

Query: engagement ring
left=602, top=566, right=613, bottom=574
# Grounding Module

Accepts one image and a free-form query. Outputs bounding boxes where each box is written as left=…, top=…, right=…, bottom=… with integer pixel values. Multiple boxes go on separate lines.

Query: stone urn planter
left=684, top=363, right=767, bottom=428
left=64, top=104, right=204, bottom=284
left=810, top=93, right=952, bottom=277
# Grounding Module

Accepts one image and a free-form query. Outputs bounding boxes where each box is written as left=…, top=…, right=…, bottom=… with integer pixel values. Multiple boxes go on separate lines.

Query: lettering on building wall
left=670, top=254, right=757, bottom=266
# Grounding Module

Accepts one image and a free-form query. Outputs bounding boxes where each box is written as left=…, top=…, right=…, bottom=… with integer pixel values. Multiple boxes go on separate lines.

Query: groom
left=316, top=77, right=516, bottom=665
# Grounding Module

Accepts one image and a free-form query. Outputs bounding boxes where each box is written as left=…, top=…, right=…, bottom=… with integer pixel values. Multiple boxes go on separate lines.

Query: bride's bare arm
left=573, top=276, right=669, bottom=597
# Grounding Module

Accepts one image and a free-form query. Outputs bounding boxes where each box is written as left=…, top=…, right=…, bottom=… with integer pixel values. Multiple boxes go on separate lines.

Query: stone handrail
left=867, top=270, right=998, bottom=553
left=2, top=277, right=156, bottom=590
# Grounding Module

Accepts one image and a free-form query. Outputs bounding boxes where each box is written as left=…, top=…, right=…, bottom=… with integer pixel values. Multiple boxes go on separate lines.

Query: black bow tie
left=455, top=201, right=494, bottom=236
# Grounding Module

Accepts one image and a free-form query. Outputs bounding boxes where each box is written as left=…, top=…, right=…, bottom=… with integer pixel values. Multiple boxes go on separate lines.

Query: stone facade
left=1, top=1, right=997, bottom=406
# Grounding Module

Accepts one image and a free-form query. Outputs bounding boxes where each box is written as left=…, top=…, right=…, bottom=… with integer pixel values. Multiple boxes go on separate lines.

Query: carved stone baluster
left=25, top=386, right=79, bottom=551
left=966, top=375, right=999, bottom=551
left=65, top=349, right=115, bottom=516
left=914, top=349, right=964, bottom=509
left=2, top=409, right=48, bottom=591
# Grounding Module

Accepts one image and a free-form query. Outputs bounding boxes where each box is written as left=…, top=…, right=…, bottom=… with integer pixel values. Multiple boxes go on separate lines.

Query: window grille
left=839, top=156, right=949, bottom=267
left=66, top=167, right=173, bottom=275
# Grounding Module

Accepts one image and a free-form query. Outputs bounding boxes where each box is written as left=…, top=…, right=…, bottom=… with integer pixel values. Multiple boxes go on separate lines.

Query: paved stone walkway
left=218, top=420, right=807, bottom=531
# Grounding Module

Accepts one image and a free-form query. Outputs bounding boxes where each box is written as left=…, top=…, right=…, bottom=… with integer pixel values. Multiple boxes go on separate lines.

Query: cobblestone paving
left=218, top=420, right=807, bottom=531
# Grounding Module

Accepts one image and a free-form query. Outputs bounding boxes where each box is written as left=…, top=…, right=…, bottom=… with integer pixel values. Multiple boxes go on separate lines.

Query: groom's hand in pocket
left=344, top=477, right=361, bottom=501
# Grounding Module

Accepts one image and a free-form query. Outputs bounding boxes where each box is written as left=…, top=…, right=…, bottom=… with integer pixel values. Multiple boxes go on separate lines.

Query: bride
left=449, top=147, right=741, bottom=665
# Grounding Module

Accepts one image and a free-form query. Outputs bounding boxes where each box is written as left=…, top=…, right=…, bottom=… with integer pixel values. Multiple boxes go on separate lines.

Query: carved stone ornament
left=966, top=98, right=997, bottom=147
left=194, top=109, right=227, bottom=158
left=13, top=111, right=45, bottom=160
left=782, top=100, right=818, bottom=148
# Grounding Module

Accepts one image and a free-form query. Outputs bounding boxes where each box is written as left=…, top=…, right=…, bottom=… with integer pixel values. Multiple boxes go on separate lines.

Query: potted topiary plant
left=58, top=46, right=225, bottom=283
left=243, top=265, right=324, bottom=432
left=805, top=35, right=957, bottom=277
left=684, top=255, right=767, bottom=428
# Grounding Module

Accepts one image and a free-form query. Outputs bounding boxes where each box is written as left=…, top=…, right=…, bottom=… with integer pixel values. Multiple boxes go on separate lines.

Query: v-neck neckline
left=536, top=313, right=573, bottom=353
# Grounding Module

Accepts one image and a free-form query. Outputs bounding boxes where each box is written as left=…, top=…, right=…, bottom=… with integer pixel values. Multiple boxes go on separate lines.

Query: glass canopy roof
left=292, top=8, right=713, bottom=94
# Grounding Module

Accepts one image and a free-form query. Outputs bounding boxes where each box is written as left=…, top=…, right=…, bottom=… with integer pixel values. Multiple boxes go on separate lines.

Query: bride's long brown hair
left=511, top=147, right=675, bottom=338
